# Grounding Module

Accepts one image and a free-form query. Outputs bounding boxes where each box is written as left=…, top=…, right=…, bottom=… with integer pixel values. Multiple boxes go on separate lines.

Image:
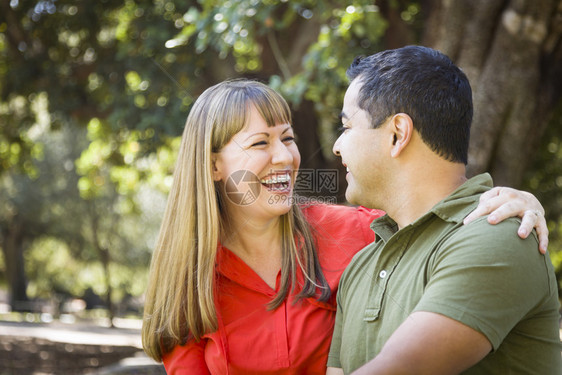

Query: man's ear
left=390, top=113, right=413, bottom=158
left=211, top=153, right=223, bottom=182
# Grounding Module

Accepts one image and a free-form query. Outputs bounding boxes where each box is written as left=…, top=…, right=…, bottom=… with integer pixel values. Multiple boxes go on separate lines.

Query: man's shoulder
left=431, top=215, right=547, bottom=280
left=417, top=215, right=559, bottom=357
left=444, top=215, right=538, bottom=253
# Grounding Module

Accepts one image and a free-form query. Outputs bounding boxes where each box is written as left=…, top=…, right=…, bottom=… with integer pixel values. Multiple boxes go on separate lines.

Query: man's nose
left=333, top=135, right=342, bottom=157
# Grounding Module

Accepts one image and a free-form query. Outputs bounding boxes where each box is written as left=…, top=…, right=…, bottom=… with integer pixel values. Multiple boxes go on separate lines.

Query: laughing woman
left=141, top=80, right=547, bottom=374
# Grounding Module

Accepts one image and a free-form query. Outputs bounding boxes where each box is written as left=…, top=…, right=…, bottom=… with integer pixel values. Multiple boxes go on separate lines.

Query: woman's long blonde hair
left=142, top=80, right=329, bottom=361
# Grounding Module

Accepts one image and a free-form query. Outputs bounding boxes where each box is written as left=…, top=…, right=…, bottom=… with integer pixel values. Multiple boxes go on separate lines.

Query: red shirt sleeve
left=355, top=205, right=385, bottom=243
left=163, top=339, right=211, bottom=375
left=301, top=204, right=385, bottom=291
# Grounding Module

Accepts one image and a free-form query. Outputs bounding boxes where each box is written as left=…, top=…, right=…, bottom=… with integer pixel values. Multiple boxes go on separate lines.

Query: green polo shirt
left=328, top=174, right=561, bottom=374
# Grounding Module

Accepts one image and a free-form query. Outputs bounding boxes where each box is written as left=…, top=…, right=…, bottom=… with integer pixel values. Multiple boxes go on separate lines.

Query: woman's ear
left=390, top=113, right=413, bottom=158
left=211, top=153, right=223, bottom=182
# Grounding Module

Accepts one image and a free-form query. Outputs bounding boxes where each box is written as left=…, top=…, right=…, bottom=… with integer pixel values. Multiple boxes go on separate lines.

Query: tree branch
left=267, top=30, right=292, bottom=80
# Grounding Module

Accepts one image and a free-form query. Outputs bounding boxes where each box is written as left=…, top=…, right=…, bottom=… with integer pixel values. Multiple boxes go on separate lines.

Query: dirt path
left=0, top=320, right=164, bottom=375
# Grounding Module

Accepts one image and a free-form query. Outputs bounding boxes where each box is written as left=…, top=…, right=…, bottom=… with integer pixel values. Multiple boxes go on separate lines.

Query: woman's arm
left=162, top=339, right=210, bottom=375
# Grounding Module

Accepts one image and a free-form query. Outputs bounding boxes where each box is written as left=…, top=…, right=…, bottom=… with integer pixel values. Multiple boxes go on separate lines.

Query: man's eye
left=337, top=126, right=348, bottom=134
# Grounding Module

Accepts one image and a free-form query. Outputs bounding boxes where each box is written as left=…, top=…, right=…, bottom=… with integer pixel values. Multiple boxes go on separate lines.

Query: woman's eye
left=282, top=136, right=295, bottom=142
left=251, top=141, right=268, bottom=147
left=337, top=126, right=349, bottom=134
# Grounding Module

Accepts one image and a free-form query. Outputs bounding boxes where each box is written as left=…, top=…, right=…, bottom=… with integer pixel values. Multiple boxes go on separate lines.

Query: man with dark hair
left=327, top=46, right=561, bottom=374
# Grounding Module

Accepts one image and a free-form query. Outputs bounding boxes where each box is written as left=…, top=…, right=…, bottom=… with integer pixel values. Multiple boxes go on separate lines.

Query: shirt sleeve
left=327, top=289, right=344, bottom=368
left=414, top=217, right=556, bottom=350
left=162, top=338, right=211, bottom=375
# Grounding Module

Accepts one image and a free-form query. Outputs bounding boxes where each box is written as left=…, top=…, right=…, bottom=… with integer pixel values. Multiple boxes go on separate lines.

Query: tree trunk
left=378, top=0, right=418, bottom=48
left=89, top=203, right=115, bottom=327
left=422, top=0, right=562, bottom=187
left=1, top=217, right=29, bottom=310
left=100, top=246, right=115, bottom=328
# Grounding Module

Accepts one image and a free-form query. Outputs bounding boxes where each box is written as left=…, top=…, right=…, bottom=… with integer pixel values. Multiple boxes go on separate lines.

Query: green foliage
left=0, top=124, right=85, bottom=241
left=285, top=3, right=387, bottom=103
left=0, top=0, right=392, bottom=307
left=25, top=237, right=149, bottom=302
left=0, top=93, right=45, bottom=176
left=0, top=123, right=164, bottom=304
left=25, top=237, right=87, bottom=297
left=1, top=0, right=559, bottom=310
left=1, top=0, right=394, bottom=174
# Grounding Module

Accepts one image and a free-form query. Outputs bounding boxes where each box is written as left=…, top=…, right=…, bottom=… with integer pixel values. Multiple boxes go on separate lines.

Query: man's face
left=332, top=79, right=392, bottom=208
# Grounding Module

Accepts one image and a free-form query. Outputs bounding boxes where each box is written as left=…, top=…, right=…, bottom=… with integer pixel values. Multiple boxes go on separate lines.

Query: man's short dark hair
left=347, top=45, right=472, bottom=164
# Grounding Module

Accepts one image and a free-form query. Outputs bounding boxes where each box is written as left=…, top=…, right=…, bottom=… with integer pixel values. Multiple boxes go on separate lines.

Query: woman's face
left=213, top=105, right=301, bottom=221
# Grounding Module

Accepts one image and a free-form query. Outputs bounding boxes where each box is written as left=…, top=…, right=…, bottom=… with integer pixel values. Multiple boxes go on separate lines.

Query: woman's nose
left=271, top=140, right=293, bottom=165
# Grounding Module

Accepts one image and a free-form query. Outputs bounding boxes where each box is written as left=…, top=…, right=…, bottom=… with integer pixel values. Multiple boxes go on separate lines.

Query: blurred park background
left=0, top=0, right=561, bottom=373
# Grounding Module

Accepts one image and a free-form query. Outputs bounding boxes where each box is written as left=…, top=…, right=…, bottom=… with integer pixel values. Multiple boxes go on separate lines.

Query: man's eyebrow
left=340, top=111, right=349, bottom=120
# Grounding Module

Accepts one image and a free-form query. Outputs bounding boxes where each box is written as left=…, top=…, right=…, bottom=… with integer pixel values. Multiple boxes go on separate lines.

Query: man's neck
left=385, top=165, right=467, bottom=229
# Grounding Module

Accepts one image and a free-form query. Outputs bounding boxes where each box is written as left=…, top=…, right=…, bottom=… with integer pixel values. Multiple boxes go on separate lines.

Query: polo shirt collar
left=431, top=173, right=492, bottom=223
left=370, top=173, right=493, bottom=243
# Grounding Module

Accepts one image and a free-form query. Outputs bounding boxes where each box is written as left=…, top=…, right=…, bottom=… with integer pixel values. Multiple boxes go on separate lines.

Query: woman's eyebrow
left=243, top=132, right=270, bottom=142
left=281, top=125, right=293, bottom=134
left=243, top=125, right=292, bottom=142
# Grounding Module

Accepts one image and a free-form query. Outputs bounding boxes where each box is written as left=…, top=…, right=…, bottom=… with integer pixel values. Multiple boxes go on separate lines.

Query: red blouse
left=163, top=204, right=384, bottom=374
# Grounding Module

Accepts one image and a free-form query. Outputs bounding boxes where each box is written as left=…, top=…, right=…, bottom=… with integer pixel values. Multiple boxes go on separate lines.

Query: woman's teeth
left=260, top=174, right=290, bottom=184
left=260, top=173, right=291, bottom=191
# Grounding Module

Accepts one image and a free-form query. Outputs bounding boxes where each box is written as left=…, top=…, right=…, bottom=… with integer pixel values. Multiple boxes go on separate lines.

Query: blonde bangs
left=208, top=80, right=292, bottom=153
left=250, top=85, right=292, bottom=128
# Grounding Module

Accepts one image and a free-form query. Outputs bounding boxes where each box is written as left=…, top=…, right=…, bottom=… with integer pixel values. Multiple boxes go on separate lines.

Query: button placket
left=275, top=300, right=290, bottom=367
left=364, top=230, right=413, bottom=322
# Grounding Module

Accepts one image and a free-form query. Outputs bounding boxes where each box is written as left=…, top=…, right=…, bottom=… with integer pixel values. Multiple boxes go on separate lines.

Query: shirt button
left=379, top=270, right=387, bottom=279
